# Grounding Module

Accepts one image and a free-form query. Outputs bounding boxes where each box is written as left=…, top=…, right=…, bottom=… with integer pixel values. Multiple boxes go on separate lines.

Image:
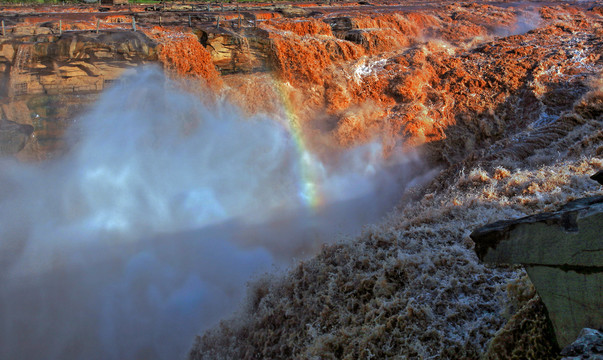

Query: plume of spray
left=0, top=67, right=429, bottom=360
left=497, top=7, right=542, bottom=37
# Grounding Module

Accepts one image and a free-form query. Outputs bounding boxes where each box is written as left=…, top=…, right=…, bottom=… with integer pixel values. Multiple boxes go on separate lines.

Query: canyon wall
left=0, top=31, right=156, bottom=98
left=0, top=25, right=158, bottom=158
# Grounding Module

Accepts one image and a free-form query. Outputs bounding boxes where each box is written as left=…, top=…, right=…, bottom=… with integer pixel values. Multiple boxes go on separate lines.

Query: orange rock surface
left=219, top=4, right=603, bottom=162
left=1, top=1, right=601, bottom=163
left=146, top=27, right=221, bottom=88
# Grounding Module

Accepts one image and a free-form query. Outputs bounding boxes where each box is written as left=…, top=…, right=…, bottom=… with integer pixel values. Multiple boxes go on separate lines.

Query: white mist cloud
left=0, top=67, right=427, bottom=360
left=497, top=8, right=542, bottom=37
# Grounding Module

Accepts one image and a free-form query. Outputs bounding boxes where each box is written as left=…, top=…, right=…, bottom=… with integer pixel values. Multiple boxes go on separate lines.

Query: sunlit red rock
left=145, top=26, right=221, bottom=88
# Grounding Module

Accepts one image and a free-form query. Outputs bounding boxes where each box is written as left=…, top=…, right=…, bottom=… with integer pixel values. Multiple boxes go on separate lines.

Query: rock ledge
left=471, top=194, right=603, bottom=348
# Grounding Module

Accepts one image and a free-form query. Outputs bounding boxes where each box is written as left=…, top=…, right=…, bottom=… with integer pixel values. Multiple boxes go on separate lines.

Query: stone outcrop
left=0, top=30, right=157, bottom=98
left=560, top=328, right=603, bottom=360
left=0, top=30, right=158, bottom=158
left=471, top=195, right=603, bottom=348
left=194, top=27, right=271, bottom=74
left=0, top=120, right=33, bottom=155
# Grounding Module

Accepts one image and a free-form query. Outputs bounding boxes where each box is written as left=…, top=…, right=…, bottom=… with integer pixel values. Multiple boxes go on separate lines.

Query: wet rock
left=591, top=6, right=603, bottom=17
left=327, top=16, right=355, bottom=33
left=471, top=196, right=603, bottom=348
left=343, top=28, right=404, bottom=52
left=195, top=27, right=270, bottom=74
left=274, top=5, right=312, bottom=18
left=560, top=328, right=603, bottom=360
left=0, top=120, right=34, bottom=156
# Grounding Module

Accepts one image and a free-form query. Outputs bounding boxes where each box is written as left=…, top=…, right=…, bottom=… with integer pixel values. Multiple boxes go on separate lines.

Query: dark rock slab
left=471, top=195, right=603, bottom=348
left=471, top=196, right=603, bottom=267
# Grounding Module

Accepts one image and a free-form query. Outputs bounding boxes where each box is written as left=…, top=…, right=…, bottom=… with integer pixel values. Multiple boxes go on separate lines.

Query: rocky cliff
left=0, top=30, right=157, bottom=98
left=0, top=28, right=157, bottom=157
left=2, top=2, right=602, bottom=160
left=471, top=194, right=603, bottom=348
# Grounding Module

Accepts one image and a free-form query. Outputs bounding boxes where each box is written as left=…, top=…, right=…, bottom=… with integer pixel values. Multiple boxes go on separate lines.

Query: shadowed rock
left=591, top=170, right=603, bottom=185
left=471, top=195, right=603, bottom=348
left=0, top=121, right=34, bottom=156
left=560, top=328, right=603, bottom=360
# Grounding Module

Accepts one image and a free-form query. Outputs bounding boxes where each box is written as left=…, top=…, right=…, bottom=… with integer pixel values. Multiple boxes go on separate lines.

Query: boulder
left=195, top=27, right=270, bottom=74
left=471, top=195, right=603, bottom=348
left=560, top=328, right=603, bottom=360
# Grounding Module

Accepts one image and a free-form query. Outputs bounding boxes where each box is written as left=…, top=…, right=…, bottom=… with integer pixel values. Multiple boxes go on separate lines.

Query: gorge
left=0, top=1, right=601, bottom=359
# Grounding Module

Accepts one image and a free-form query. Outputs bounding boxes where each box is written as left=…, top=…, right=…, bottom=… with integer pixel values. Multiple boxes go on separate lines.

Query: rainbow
left=271, top=78, right=324, bottom=210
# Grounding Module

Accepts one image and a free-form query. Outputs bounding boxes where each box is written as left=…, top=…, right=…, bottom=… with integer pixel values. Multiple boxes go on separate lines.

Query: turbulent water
left=1, top=3, right=601, bottom=359
left=0, top=67, right=426, bottom=360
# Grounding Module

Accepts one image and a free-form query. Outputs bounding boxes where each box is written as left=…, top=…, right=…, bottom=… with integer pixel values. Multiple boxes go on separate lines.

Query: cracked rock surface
left=471, top=196, right=603, bottom=348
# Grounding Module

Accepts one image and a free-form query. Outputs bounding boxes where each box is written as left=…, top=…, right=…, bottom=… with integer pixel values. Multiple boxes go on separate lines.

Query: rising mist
left=0, top=67, right=426, bottom=360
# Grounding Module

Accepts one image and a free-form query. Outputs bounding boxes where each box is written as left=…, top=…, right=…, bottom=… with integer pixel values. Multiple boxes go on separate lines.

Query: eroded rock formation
left=0, top=31, right=157, bottom=98
left=1, top=1, right=602, bottom=161
left=0, top=25, right=158, bottom=158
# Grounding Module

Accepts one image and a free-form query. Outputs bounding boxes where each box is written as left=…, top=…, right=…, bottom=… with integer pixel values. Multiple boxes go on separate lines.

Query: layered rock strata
left=0, top=30, right=157, bottom=98
left=0, top=29, right=157, bottom=158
